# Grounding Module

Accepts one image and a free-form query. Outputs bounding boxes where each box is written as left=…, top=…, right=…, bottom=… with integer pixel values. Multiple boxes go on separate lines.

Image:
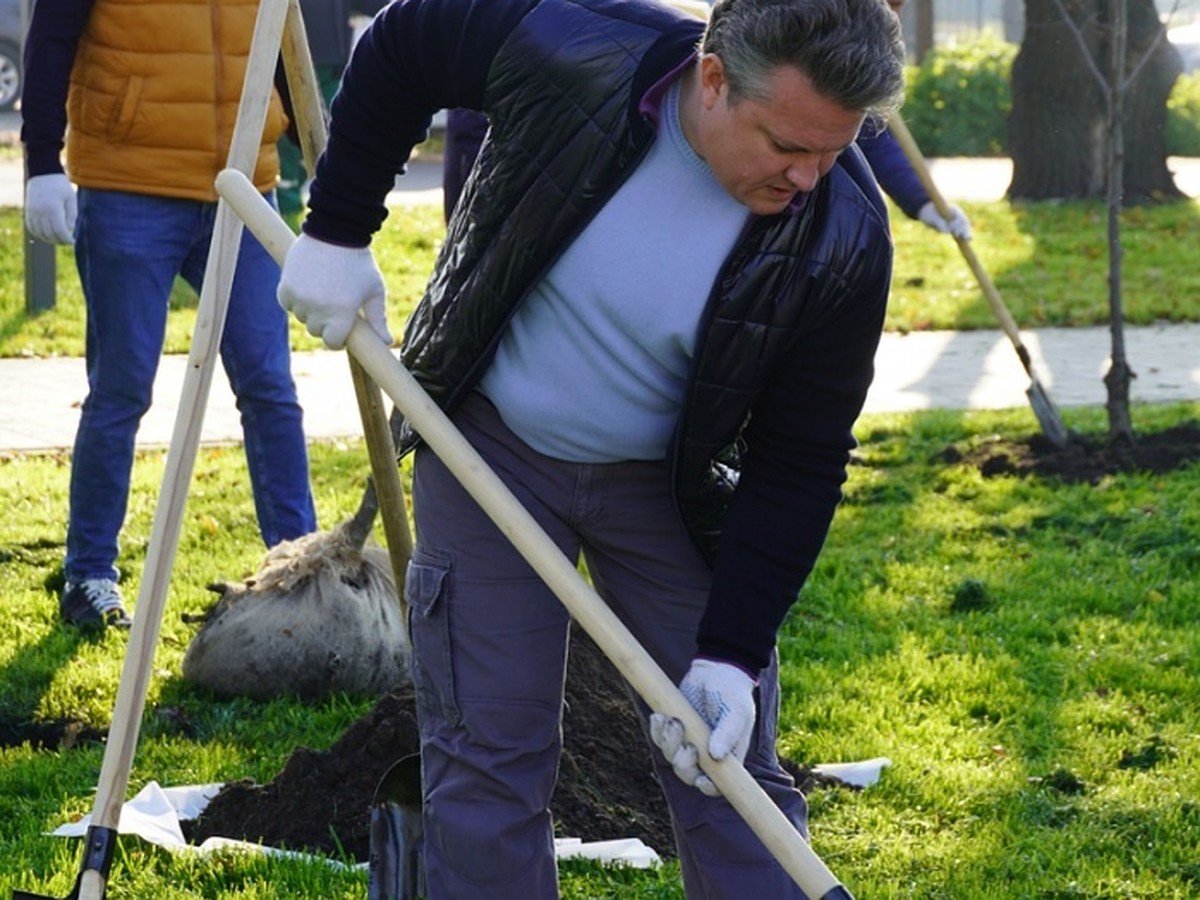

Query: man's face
left=689, top=55, right=865, bottom=215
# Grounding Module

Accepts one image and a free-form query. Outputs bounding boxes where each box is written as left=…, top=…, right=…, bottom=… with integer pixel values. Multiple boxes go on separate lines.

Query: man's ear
left=698, top=53, right=727, bottom=109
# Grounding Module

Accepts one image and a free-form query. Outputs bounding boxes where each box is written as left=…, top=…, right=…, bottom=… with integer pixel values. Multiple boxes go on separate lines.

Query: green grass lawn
left=1, top=194, right=1198, bottom=896
left=886, top=198, right=1200, bottom=330
left=0, top=403, right=1197, bottom=898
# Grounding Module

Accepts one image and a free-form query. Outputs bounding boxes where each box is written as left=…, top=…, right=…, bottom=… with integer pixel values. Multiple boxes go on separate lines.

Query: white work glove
left=917, top=200, right=972, bottom=240
left=649, top=658, right=757, bottom=797
left=277, top=232, right=393, bottom=350
left=25, top=174, right=78, bottom=245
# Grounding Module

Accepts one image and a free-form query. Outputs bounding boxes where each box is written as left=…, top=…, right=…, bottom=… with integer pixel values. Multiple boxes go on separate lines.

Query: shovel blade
left=1026, top=380, right=1071, bottom=449
left=368, top=753, right=425, bottom=900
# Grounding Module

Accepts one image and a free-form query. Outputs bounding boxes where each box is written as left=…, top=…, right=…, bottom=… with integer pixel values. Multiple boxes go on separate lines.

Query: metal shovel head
left=368, top=752, right=425, bottom=900
left=1026, top=379, right=1071, bottom=449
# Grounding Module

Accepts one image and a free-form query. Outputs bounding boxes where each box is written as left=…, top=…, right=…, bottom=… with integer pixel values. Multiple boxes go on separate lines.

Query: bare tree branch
left=1049, top=0, right=1108, bottom=88
left=1048, top=0, right=1178, bottom=91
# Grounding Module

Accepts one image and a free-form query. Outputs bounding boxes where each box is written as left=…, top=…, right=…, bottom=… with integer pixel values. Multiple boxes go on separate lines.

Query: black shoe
left=60, top=579, right=133, bottom=630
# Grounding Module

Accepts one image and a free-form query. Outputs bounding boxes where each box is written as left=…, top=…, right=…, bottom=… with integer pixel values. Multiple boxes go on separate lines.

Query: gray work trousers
left=405, top=392, right=810, bottom=899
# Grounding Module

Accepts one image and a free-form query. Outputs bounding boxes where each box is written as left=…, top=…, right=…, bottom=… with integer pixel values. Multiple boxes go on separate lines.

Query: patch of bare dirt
left=186, top=625, right=847, bottom=862
left=941, top=423, right=1200, bottom=483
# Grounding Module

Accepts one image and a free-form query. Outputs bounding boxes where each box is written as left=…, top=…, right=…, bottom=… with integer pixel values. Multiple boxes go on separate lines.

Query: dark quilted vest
left=397, top=0, right=888, bottom=563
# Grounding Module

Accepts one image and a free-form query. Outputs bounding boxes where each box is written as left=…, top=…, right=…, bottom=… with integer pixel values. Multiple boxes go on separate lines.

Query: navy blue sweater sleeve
left=697, top=150, right=893, bottom=673
left=20, top=0, right=95, bottom=176
left=306, top=0, right=539, bottom=245
left=856, top=124, right=929, bottom=220
left=696, top=267, right=887, bottom=672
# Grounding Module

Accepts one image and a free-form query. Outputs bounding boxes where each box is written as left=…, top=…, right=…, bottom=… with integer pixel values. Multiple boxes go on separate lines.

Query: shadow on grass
left=0, top=539, right=114, bottom=751
left=0, top=625, right=109, bottom=751
left=998, top=195, right=1200, bottom=327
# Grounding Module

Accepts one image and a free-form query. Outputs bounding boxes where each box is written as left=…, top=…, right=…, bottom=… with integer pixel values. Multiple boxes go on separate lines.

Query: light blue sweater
left=479, top=81, right=748, bottom=462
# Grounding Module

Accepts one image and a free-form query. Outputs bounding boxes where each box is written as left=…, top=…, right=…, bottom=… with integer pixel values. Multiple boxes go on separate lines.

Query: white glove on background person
left=649, top=658, right=757, bottom=797
left=917, top=200, right=972, bottom=240
left=277, top=232, right=393, bottom=350
left=25, top=174, right=78, bottom=245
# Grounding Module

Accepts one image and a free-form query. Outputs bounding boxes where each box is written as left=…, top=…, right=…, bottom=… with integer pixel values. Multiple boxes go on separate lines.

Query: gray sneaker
left=60, top=579, right=133, bottom=630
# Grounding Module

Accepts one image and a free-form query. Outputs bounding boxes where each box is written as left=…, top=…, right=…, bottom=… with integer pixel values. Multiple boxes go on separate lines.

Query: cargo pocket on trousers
left=404, top=547, right=461, bottom=726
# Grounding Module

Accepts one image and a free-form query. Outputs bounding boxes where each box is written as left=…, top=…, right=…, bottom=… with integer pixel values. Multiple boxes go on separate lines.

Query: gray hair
left=701, top=0, right=906, bottom=117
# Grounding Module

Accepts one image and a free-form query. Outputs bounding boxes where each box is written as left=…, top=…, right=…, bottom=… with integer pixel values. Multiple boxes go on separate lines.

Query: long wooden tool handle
left=278, top=1, right=413, bottom=593
left=346, top=327, right=853, bottom=900
left=215, top=168, right=854, bottom=900
left=76, top=2, right=292, bottom=899
left=886, top=111, right=1032, bottom=361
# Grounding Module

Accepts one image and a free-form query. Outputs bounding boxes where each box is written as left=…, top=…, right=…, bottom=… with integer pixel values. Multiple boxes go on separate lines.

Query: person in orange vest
left=22, top=0, right=318, bottom=630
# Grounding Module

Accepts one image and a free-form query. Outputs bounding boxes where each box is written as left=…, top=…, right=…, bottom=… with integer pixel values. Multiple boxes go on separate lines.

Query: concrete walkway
left=1, top=323, right=1196, bottom=453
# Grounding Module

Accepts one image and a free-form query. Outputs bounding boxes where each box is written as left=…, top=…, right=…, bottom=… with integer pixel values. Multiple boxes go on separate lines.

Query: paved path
left=3, top=324, right=1196, bottom=453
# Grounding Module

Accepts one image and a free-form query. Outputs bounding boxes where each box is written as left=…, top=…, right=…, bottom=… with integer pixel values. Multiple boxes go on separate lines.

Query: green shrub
left=901, top=36, right=1017, bottom=156
left=899, top=36, right=1200, bottom=158
left=1167, top=70, right=1200, bottom=156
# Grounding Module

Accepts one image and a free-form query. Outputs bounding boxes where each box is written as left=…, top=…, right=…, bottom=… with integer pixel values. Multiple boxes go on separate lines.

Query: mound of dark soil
left=187, top=625, right=844, bottom=862
left=943, top=423, right=1200, bottom=484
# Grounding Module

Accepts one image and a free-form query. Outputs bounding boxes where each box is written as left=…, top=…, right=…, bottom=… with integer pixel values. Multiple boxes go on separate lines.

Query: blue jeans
left=407, top=393, right=808, bottom=899
left=66, top=189, right=317, bottom=584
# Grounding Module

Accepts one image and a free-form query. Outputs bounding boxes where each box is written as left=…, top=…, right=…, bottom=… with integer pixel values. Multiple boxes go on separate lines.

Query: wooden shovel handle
left=886, top=111, right=1029, bottom=352
left=278, top=2, right=414, bottom=593
left=345, top=325, right=854, bottom=900
left=87, top=0, right=289, bottom=837
left=76, top=3, right=294, bottom=900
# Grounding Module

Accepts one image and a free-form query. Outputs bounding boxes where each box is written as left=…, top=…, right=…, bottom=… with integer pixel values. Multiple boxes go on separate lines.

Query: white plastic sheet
left=49, top=780, right=661, bottom=869
left=812, top=756, right=892, bottom=788
left=48, top=759, right=890, bottom=870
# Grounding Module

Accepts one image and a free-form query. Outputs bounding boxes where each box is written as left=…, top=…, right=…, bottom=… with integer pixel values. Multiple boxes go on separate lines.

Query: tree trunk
left=1008, top=0, right=1183, bottom=202
left=1122, top=0, right=1187, bottom=202
left=912, top=0, right=934, bottom=63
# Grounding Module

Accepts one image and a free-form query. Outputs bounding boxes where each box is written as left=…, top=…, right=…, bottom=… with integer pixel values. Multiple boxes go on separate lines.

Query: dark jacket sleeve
left=696, top=153, right=893, bottom=673
left=20, top=0, right=95, bottom=176
left=856, top=124, right=929, bottom=221
left=305, top=0, right=538, bottom=245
